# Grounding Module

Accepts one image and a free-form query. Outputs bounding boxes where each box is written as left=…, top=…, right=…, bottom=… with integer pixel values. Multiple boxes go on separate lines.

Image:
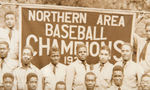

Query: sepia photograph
left=0, top=0, right=150, bottom=90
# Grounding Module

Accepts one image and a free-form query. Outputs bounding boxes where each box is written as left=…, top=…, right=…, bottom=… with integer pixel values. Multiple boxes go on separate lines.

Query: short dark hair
left=3, top=73, right=14, bottom=82
left=49, top=46, right=60, bottom=56
left=121, top=42, right=133, bottom=51
left=0, top=41, right=9, bottom=48
left=55, top=81, right=66, bottom=90
left=23, top=45, right=34, bottom=56
left=100, top=45, right=111, bottom=55
left=26, top=73, right=38, bottom=83
left=76, top=43, right=87, bottom=54
left=141, top=73, right=150, bottom=80
left=113, top=65, right=123, bottom=73
left=85, top=72, right=96, bottom=80
left=4, top=11, right=15, bottom=19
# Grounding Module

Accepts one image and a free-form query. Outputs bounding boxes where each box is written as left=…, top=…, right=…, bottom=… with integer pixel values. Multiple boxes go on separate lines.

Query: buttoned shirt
left=107, top=84, right=131, bottom=90
left=66, top=59, right=91, bottom=90
left=76, top=84, right=100, bottom=90
left=13, top=63, right=42, bottom=90
left=0, top=57, right=18, bottom=84
left=93, top=62, right=113, bottom=90
left=0, top=27, right=19, bottom=60
left=41, top=63, right=67, bottom=90
left=115, top=60, right=143, bottom=90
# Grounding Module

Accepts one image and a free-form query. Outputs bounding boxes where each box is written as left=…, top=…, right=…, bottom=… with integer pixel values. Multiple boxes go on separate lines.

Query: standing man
left=0, top=11, right=19, bottom=60
left=66, top=44, right=90, bottom=90
left=26, top=73, right=38, bottom=90
left=115, top=43, right=143, bottom=90
left=134, top=22, right=150, bottom=73
left=13, top=45, right=42, bottom=90
left=0, top=41, right=18, bottom=85
left=41, top=46, right=67, bottom=90
left=93, top=45, right=113, bottom=90
left=108, top=65, right=128, bottom=90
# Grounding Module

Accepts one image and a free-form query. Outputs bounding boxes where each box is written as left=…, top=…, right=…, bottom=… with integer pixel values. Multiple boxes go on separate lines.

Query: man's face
left=3, top=77, right=13, bottom=90
left=56, top=84, right=65, bottom=90
left=113, top=71, right=123, bottom=87
left=5, top=14, right=15, bottom=29
left=77, top=47, right=87, bottom=61
left=27, top=77, right=38, bottom=90
left=145, top=25, right=150, bottom=38
left=99, top=49, right=110, bottom=64
left=50, top=51, right=60, bottom=65
left=121, top=45, right=132, bottom=61
left=22, top=48, right=32, bottom=65
left=85, top=74, right=96, bottom=89
left=141, top=76, right=150, bottom=90
left=0, top=44, right=9, bottom=59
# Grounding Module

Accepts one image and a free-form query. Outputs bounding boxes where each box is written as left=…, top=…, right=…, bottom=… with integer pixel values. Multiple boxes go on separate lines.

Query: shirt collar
left=20, top=63, right=33, bottom=69
left=4, top=26, right=15, bottom=30
left=0, top=57, right=7, bottom=63
left=49, top=63, right=60, bottom=68
left=76, top=58, right=87, bottom=65
left=99, top=61, right=109, bottom=67
left=112, top=82, right=122, bottom=89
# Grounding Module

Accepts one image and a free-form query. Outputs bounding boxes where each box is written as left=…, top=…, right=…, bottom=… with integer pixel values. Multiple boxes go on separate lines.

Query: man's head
left=99, top=46, right=111, bottom=64
left=3, top=73, right=14, bottom=90
left=121, top=43, right=133, bottom=61
left=26, top=73, right=38, bottom=90
left=0, top=41, right=9, bottom=59
left=145, top=22, right=150, bottom=39
left=141, top=73, right=150, bottom=90
left=112, top=65, right=124, bottom=87
left=76, top=44, right=87, bottom=61
left=85, top=72, right=96, bottom=90
left=22, top=45, right=34, bottom=66
left=4, top=12, right=16, bottom=29
left=49, top=46, right=60, bottom=66
left=55, top=81, right=66, bottom=90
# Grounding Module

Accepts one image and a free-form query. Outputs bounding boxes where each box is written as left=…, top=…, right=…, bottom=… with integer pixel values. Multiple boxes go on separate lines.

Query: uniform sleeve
left=66, top=64, right=75, bottom=90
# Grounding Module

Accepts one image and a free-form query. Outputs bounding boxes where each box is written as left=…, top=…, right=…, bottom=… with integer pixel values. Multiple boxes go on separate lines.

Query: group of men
left=1, top=9, right=150, bottom=90
left=1, top=37, right=150, bottom=90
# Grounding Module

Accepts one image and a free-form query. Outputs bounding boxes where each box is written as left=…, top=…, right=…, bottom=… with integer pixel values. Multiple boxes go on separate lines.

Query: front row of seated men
left=1, top=65, right=150, bottom=90
left=0, top=40, right=150, bottom=90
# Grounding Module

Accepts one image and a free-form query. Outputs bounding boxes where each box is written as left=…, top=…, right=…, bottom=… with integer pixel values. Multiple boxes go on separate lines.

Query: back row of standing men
left=1, top=11, right=150, bottom=90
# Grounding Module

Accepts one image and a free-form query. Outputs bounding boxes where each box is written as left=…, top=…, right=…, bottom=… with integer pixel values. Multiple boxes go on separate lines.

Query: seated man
left=41, top=46, right=67, bottom=90
left=140, top=73, right=150, bottom=90
left=26, top=73, right=38, bottom=90
left=115, top=42, right=143, bottom=90
left=55, top=81, right=66, bottom=90
left=3, top=73, right=14, bottom=90
left=108, top=65, right=128, bottom=90
left=84, top=72, right=99, bottom=90
left=93, top=45, right=113, bottom=89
